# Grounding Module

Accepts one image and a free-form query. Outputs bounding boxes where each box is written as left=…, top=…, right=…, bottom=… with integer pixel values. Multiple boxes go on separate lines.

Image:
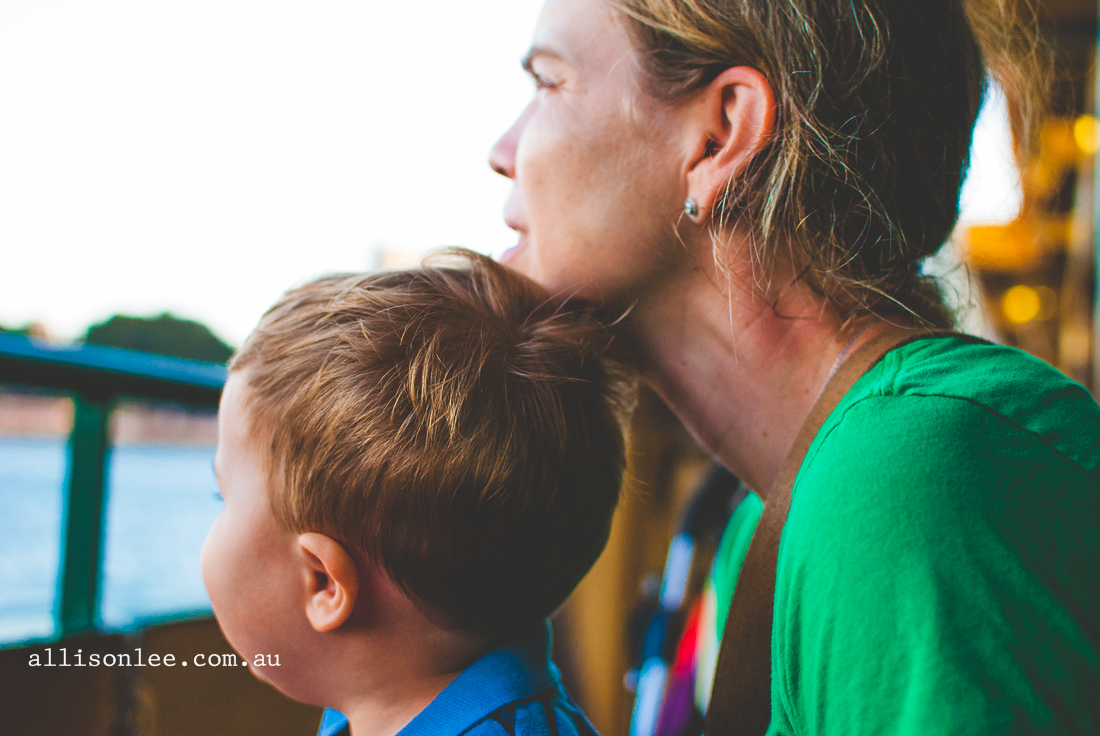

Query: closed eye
left=521, top=47, right=564, bottom=91
left=530, top=71, right=557, bottom=90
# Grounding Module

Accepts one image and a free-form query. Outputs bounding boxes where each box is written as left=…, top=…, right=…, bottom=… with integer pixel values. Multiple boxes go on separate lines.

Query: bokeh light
left=1073, top=114, right=1099, bottom=155
left=1001, top=285, right=1042, bottom=325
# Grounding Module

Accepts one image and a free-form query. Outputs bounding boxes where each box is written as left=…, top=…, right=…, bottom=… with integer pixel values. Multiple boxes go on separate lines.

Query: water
left=0, top=437, right=222, bottom=646
left=0, top=438, right=64, bottom=642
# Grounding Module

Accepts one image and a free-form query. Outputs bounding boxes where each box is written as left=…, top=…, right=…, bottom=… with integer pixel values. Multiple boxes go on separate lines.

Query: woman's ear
left=297, top=533, right=359, bottom=633
left=685, top=66, right=776, bottom=220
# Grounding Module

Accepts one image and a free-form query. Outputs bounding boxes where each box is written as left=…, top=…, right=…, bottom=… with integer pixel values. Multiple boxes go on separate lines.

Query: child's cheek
left=199, top=513, right=240, bottom=640
left=199, top=515, right=222, bottom=600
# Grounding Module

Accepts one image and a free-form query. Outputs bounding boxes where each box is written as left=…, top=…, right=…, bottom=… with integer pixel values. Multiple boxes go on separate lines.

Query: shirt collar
left=318, top=621, right=559, bottom=736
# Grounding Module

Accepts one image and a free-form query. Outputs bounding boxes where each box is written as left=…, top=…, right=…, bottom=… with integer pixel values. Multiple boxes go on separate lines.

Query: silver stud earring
left=684, top=198, right=699, bottom=217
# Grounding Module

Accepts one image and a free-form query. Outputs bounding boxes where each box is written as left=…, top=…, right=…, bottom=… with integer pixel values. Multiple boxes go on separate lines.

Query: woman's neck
left=625, top=257, right=870, bottom=496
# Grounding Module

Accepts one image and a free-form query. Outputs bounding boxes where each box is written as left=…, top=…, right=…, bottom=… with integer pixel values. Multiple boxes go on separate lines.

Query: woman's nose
left=489, top=128, right=517, bottom=179
left=489, top=103, right=533, bottom=180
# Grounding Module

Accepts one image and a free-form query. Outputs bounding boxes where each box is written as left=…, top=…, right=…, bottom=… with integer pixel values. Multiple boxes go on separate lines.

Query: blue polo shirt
left=317, top=622, right=598, bottom=736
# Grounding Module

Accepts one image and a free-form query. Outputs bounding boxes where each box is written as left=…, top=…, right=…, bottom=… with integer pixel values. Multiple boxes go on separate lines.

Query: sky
left=0, top=0, right=543, bottom=345
left=0, top=0, right=1018, bottom=347
left=958, top=82, right=1022, bottom=227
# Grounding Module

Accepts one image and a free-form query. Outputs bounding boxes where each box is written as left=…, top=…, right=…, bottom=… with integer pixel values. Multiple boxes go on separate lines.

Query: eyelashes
left=531, top=71, right=559, bottom=91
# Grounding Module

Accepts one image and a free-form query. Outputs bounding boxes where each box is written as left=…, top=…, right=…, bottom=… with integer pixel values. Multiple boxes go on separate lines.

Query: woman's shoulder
left=881, top=334, right=1091, bottom=408
left=779, top=334, right=1099, bottom=652
left=812, top=334, right=1100, bottom=485
left=782, top=333, right=1099, bottom=617
left=773, top=335, right=1100, bottom=734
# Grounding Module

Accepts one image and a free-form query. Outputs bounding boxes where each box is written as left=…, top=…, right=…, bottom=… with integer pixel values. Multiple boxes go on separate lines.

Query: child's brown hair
left=230, top=249, right=633, bottom=638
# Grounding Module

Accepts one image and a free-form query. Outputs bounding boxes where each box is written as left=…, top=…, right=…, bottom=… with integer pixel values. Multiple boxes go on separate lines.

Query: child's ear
left=297, top=533, right=359, bottom=633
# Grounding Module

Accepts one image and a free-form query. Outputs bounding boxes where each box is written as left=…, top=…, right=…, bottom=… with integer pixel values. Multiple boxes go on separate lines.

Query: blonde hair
left=231, top=249, right=634, bottom=637
left=613, top=0, right=1046, bottom=327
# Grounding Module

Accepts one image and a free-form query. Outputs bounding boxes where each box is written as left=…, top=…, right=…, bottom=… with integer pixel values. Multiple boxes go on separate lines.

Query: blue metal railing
left=0, top=332, right=225, bottom=639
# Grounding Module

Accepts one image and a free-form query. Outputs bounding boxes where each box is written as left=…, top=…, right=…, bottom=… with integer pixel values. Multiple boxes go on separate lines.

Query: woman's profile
left=490, top=0, right=1099, bottom=733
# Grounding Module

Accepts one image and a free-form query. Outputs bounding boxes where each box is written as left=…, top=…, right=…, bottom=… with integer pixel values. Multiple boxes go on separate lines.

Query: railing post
left=56, top=392, right=113, bottom=637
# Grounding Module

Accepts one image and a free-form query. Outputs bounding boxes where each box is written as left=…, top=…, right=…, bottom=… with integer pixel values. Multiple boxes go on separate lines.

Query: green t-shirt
left=701, top=336, right=1100, bottom=734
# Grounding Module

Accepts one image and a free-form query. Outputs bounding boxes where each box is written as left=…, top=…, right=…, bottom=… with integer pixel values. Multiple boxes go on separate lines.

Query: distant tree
left=0, top=323, right=42, bottom=337
left=84, top=313, right=233, bottom=364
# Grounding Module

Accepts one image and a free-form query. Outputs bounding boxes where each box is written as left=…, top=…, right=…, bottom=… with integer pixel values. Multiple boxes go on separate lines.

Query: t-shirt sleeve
left=767, top=394, right=1100, bottom=736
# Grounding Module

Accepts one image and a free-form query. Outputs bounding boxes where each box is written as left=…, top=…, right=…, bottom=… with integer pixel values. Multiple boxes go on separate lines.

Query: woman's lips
left=501, top=234, right=528, bottom=263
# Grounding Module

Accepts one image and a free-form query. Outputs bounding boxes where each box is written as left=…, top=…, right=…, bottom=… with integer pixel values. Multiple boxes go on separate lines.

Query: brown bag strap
left=704, top=327, right=976, bottom=735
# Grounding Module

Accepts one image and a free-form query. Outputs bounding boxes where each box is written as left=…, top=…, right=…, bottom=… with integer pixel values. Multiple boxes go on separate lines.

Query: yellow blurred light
left=963, top=221, right=1041, bottom=271
left=1073, top=115, right=1100, bottom=155
left=1002, top=285, right=1042, bottom=325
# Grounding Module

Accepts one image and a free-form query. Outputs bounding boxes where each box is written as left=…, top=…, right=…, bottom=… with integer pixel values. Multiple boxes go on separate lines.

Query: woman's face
left=490, top=0, right=690, bottom=304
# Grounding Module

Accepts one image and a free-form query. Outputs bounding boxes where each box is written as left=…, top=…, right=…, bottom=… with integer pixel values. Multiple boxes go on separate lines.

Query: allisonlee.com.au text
left=28, top=647, right=280, bottom=668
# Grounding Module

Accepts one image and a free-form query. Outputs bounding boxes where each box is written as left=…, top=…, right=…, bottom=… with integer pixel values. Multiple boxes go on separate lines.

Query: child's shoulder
left=472, top=691, right=599, bottom=736
left=318, top=623, right=601, bottom=736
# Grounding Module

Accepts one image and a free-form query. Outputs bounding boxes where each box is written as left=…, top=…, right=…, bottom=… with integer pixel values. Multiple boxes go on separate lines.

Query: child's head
left=203, top=249, right=632, bottom=665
